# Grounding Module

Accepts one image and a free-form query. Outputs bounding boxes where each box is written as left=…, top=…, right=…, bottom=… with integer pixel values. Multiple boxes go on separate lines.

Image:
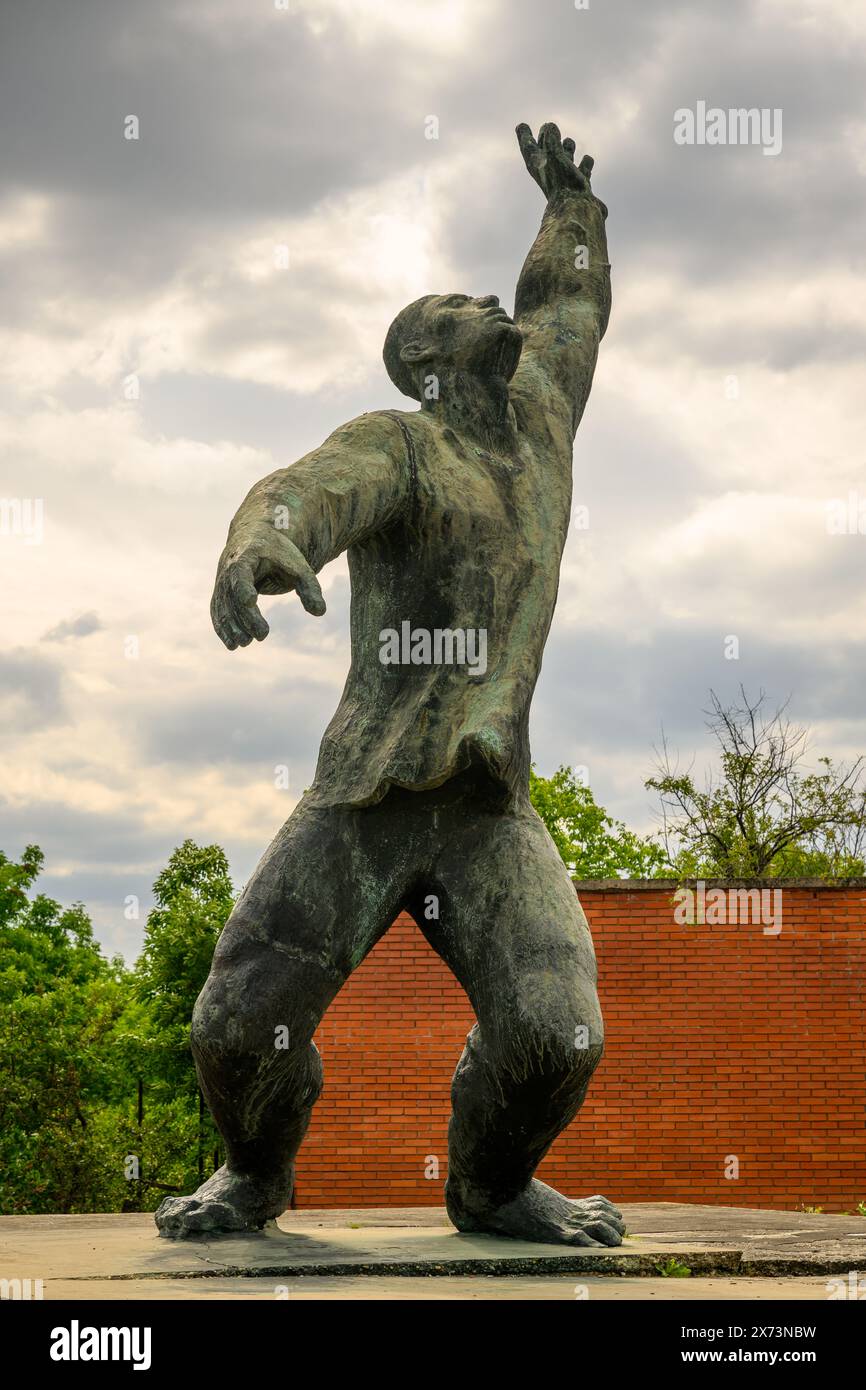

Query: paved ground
left=2, top=1203, right=865, bottom=1300
left=36, top=1274, right=840, bottom=1301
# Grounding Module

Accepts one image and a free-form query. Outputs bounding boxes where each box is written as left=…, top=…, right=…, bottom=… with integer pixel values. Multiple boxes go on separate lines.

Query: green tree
left=0, top=840, right=238, bottom=1214
left=0, top=845, right=133, bottom=1213
left=0, top=844, right=106, bottom=985
left=646, top=688, right=866, bottom=879
left=134, top=840, right=234, bottom=1095
left=529, top=766, right=669, bottom=878
left=132, top=840, right=235, bottom=1194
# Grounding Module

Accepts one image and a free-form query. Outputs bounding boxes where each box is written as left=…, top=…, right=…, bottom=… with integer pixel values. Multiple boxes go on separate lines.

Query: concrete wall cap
left=573, top=877, right=866, bottom=891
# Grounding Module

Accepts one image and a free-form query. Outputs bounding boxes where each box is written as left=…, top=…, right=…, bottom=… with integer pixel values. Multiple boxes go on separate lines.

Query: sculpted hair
left=383, top=295, right=437, bottom=401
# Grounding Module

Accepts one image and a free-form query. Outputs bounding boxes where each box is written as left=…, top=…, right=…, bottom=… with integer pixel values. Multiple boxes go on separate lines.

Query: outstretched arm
left=512, top=122, right=611, bottom=438
left=211, top=413, right=409, bottom=650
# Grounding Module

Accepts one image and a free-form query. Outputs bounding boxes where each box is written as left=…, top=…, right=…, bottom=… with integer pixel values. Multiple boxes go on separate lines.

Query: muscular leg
left=156, top=793, right=409, bottom=1237
left=418, top=793, right=623, bottom=1247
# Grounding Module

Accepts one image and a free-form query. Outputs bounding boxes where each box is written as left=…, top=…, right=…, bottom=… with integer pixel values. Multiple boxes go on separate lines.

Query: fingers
left=260, top=535, right=327, bottom=617
left=515, top=122, right=538, bottom=159
left=288, top=550, right=327, bottom=617
left=228, top=563, right=270, bottom=641
left=520, top=124, right=594, bottom=173
left=516, top=122, right=545, bottom=187
left=211, top=559, right=262, bottom=650
left=211, top=535, right=327, bottom=652
left=517, top=123, right=598, bottom=201
left=212, top=607, right=247, bottom=651
left=538, top=121, right=562, bottom=150
left=538, top=123, right=587, bottom=190
left=211, top=602, right=248, bottom=651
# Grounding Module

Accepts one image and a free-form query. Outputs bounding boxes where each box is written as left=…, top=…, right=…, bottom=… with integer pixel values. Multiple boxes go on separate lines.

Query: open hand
left=516, top=122, right=597, bottom=202
left=210, top=525, right=325, bottom=650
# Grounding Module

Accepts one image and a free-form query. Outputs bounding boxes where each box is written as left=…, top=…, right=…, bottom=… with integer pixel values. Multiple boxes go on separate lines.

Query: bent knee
left=496, top=1023, right=603, bottom=1088
left=190, top=974, right=229, bottom=1054
left=191, top=961, right=321, bottom=1062
left=191, top=981, right=324, bottom=1110
left=484, top=976, right=604, bottom=1087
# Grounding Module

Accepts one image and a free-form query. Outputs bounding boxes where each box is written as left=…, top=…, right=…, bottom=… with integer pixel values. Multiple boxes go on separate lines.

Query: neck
left=420, top=368, right=518, bottom=453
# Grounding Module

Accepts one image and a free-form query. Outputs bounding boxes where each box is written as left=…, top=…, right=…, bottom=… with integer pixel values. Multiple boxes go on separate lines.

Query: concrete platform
left=33, top=1275, right=839, bottom=1301
left=3, top=1203, right=865, bottom=1298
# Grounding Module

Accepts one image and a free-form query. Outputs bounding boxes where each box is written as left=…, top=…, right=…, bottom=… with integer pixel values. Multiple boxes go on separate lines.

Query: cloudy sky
left=2, top=0, right=865, bottom=958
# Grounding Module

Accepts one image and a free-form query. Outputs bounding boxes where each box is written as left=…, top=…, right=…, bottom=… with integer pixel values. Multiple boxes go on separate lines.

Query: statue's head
left=383, top=293, right=523, bottom=401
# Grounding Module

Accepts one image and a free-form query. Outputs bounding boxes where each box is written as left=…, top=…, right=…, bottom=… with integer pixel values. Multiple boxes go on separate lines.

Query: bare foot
left=155, top=1165, right=288, bottom=1238
left=446, top=1177, right=624, bottom=1246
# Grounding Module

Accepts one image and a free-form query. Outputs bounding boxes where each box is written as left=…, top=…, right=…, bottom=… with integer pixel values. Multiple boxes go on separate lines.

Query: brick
left=292, top=885, right=866, bottom=1213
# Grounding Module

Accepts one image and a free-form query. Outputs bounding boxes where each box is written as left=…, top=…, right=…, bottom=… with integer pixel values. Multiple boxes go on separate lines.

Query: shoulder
left=318, top=410, right=413, bottom=460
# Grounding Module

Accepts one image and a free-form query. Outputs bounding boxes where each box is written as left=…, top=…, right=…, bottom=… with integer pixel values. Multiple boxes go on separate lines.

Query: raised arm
left=210, top=412, right=409, bottom=650
left=512, top=122, right=611, bottom=438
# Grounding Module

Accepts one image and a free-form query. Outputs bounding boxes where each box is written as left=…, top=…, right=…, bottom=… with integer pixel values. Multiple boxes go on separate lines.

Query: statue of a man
left=157, top=123, right=623, bottom=1247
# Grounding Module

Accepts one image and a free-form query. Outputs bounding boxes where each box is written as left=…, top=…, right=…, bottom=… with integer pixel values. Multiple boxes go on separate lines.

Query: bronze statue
left=157, top=123, right=623, bottom=1246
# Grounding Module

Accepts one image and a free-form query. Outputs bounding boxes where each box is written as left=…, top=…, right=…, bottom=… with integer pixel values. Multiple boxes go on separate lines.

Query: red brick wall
left=297, top=883, right=866, bottom=1212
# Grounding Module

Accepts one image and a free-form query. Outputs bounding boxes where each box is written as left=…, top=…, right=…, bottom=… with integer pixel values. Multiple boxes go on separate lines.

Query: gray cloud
left=0, top=802, right=257, bottom=963
left=1, top=0, right=865, bottom=951
left=533, top=620, right=866, bottom=828
left=0, top=650, right=67, bottom=731
left=42, top=610, right=103, bottom=643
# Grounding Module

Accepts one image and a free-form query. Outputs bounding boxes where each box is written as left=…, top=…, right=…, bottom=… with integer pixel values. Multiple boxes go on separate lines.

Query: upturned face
left=408, top=293, right=524, bottom=382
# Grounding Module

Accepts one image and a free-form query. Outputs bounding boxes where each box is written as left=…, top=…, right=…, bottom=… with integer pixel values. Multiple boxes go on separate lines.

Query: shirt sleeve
left=230, top=413, right=412, bottom=572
